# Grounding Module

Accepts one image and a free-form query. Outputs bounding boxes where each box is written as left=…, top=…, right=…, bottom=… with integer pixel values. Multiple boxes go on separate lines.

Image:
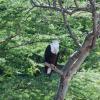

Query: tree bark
left=54, top=76, right=69, bottom=100
left=55, top=50, right=89, bottom=100
left=54, top=32, right=95, bottom=100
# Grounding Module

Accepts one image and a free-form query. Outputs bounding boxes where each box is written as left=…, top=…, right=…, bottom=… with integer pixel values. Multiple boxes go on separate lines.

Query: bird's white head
left=50, top=40, right=59, bottom=54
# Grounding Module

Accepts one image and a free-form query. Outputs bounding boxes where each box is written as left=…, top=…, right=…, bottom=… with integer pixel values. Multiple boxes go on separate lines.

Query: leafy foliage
left=0, top=0, right=100, bottom=100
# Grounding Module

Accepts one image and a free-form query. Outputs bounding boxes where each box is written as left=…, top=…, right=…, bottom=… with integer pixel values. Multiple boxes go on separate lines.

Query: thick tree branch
left=62, top=31, right=95, bottom=79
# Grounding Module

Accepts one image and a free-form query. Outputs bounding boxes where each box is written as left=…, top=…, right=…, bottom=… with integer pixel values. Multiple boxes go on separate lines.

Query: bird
left=44, top=40, right=59, bottom=77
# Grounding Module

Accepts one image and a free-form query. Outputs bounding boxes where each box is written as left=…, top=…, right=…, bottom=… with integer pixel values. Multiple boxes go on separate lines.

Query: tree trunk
left=54, top=76, right=69, bottom=100
left=55, top=50, right=89, bottom=100
left=54, top=33, right=94, bottom=100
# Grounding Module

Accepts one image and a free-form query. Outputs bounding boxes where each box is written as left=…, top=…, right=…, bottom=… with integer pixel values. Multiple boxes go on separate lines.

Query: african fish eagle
left=44, top=40, right=59, bottom=76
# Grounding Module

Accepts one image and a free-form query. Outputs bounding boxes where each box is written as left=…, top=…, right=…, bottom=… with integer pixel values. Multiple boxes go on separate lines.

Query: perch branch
left=44, top=62, right=63, bottom=76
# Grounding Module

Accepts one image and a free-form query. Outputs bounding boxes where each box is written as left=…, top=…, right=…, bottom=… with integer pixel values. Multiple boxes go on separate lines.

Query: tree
left=30, top=0, right=100, bottom=100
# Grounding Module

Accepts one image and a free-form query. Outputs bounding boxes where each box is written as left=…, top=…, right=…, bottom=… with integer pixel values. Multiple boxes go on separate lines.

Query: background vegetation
left=0, top=0, right=100, bottom=100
